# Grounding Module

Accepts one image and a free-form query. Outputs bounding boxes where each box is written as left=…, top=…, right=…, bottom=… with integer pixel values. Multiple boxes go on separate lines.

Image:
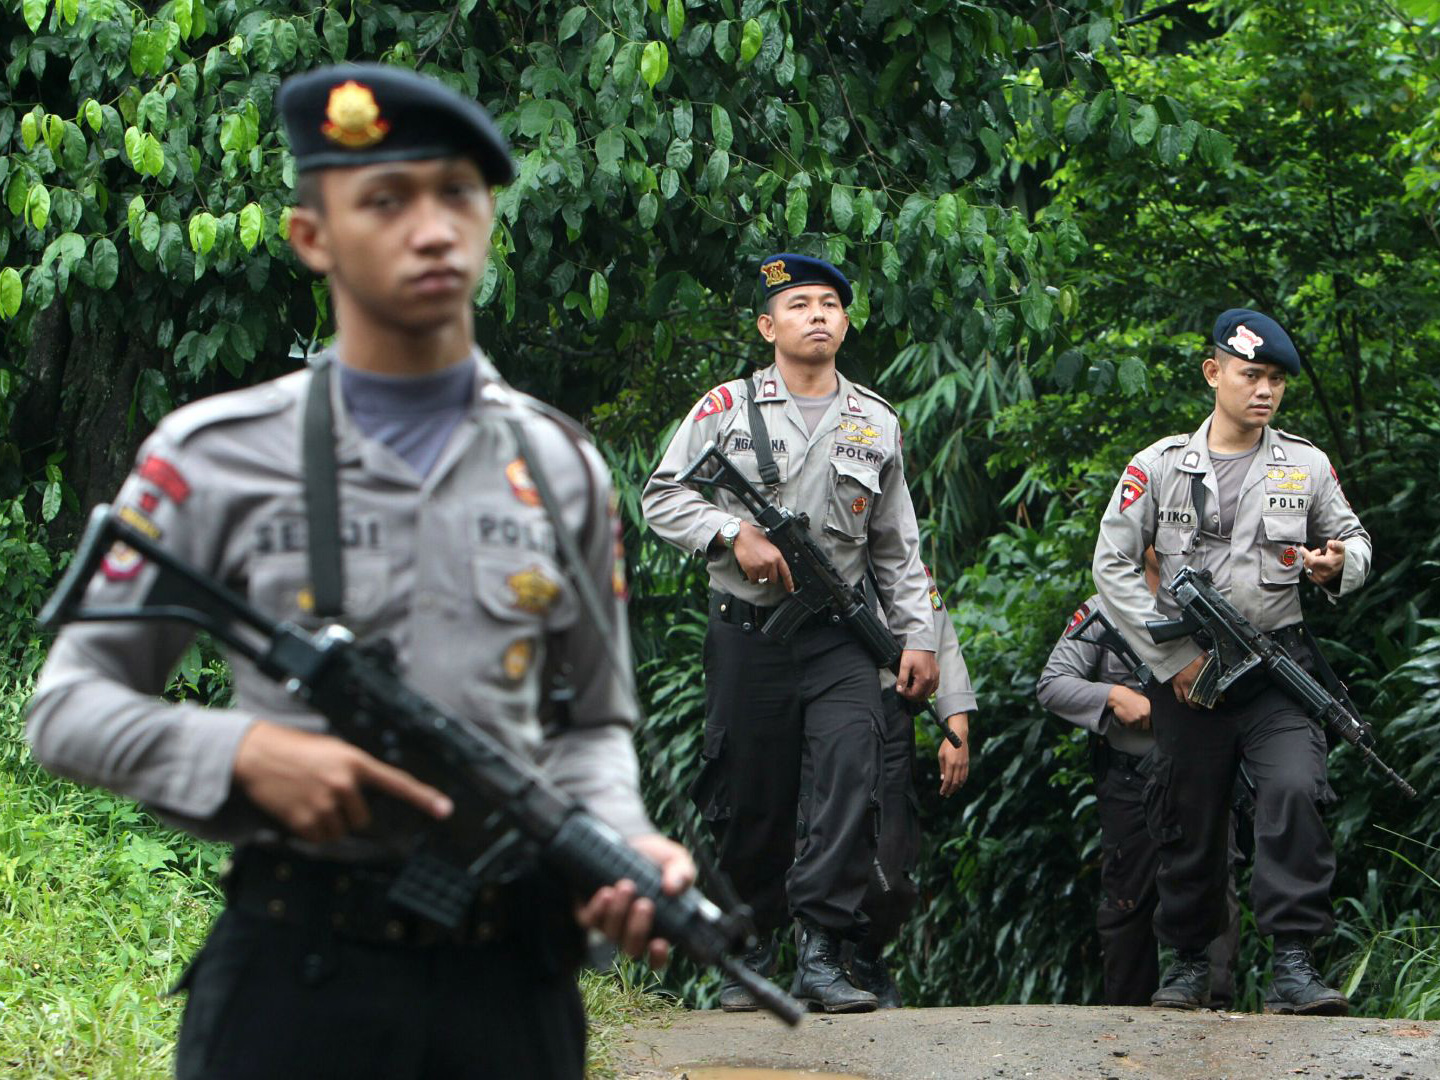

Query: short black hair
left=293, top=171, right=324, bottom=212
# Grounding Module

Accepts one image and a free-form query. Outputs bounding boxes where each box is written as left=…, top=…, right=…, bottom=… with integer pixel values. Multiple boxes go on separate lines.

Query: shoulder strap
left=1190, top=472, right=1207, bottom=530
left=746, top=376, right=780, bottom=488
left=303, top=359, right=344, bottom=618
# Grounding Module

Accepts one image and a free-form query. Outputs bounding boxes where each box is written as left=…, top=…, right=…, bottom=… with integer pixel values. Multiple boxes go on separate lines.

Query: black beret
left=759, top=253, right=853, bottom=308
left=278, top=64, right=515, bottom=186
left=1212, top=308, right=1300, bottom=375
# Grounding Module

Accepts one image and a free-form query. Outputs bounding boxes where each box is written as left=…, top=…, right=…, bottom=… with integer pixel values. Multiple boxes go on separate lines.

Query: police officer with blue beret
left=643, top=253, right=939, bottom=1012
left=1093, top=309, right=1372, bottom=1014
left=27, top=63, right=692, bottom=1078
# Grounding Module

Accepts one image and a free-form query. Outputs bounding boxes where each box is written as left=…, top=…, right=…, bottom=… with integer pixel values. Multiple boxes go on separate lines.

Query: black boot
left=1150, top=949, right=1211, bottom=1010
left=1265, top=938, right=1350, bottom=1016
left=718, top=932, right=778, bottom=1012
left=791, top=923, right=878, bottom=1013
left=848, top=945, right=902, bottom=1009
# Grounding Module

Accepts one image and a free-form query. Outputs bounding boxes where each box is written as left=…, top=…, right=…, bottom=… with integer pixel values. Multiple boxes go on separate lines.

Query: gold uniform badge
left=507, top=568, right=561, bottom=615
left=321, top=81, right=390, bottom=149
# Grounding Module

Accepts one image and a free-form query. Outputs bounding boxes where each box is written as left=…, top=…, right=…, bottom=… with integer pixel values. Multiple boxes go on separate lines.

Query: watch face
left=722, top=520, right=741, bottom=542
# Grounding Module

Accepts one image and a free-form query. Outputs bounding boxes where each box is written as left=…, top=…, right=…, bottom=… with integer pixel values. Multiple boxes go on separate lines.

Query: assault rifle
left=1146, top=565, right=1417, bottom=799
left=40, top=505, right=805, bottom=1025
left=1069, top=602, right=1257, bottom=816
left=678, top=440, right=962, bottom=749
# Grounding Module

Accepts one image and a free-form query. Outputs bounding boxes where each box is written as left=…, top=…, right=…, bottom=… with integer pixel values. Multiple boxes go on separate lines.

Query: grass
left=0, top=674, right=675, bottom=1077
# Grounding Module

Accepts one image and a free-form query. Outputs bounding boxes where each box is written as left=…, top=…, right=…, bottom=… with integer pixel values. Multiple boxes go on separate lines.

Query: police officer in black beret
left=27, top=63, right=693, bottom=1078
left=1093, top=309, right=1372, bottom=1014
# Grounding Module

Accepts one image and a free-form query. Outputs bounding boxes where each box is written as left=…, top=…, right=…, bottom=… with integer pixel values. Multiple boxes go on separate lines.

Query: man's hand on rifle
left=1301, top=538, right=1346, bottom=587
left=575, top=834, right=697, bottom=968
left=1171, top=653, right=1208, bottom=707
left=234, top=721, right=454, bottom=843
left=1107, top=685, right=1152, bottom=730
left=895, top=649, right=938, bottom=701
left=731, top=521, right=794, bottom=590
left=937, top=713, right=969, bottom=797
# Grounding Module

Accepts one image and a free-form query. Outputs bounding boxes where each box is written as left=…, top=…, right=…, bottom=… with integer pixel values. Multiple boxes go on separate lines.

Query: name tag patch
left=1158, top=507, right=1196, bottom=526
left=728, top=433, right=788, bottom=454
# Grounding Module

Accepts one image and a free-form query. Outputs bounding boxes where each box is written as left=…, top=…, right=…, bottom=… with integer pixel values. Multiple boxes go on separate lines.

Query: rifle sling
left=746, top=376, right=780, bottom=488
left=1190, top=472, right=1207, bottom=532
left=302, top=358, right=345, bottom=618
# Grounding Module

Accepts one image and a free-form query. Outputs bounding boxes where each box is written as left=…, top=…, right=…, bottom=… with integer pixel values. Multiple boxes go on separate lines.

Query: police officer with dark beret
left=27, top=64, right=692, bottom=1078
left=643, top=253, right=938, bottom=1012
left=1093, top=309, right=1371, bottom=1014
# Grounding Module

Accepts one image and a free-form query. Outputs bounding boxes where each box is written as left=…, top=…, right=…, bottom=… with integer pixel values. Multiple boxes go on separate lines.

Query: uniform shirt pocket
left=1152, top=525, right=1195, bottom=556
left=1259, top=514, right=1307, bottom=587
left=823, top=458, right=881, bottom=543
left=247, top=551, right=391, bottom=630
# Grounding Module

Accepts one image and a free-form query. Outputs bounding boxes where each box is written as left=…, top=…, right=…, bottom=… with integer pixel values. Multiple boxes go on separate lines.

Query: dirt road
left=611, top=1005, right=1438, bottom=1079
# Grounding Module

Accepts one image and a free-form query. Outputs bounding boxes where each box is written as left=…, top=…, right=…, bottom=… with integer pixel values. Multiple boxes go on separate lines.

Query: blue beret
left=759, top=253, right=853, bottom=308
left=278, top=64, right=514, bottom=186
left=1212, top=309, right=1300, bottom=375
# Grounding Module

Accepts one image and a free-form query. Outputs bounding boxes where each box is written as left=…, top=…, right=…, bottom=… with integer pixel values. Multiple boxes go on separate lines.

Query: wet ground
left=612, top=1005, right=1439, bottom=1079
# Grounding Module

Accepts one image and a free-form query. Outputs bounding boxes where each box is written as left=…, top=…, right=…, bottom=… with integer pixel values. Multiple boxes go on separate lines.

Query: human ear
left=756, top=312, right=775, bottom=342
left=286, top=205, right=335, bottom=275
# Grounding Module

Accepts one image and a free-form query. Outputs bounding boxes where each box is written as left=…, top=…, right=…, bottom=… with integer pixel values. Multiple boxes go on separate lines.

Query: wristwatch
left=719, top=518, right=743, bottom=549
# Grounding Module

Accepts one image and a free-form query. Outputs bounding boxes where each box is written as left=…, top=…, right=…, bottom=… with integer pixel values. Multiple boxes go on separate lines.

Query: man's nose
left=411, top=197, right=458, bottom=251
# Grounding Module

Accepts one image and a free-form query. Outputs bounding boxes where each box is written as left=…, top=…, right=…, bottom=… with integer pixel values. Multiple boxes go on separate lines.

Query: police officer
left=1037, top=553, right=1239, bottom=1008
left=26, top=65, right=691, bottom=1079
left=1093, top=309, right=1371, bottom=1014
left=642, top=254, right=938, bottom=1012
left=847, top=571, right=973, bottom=1008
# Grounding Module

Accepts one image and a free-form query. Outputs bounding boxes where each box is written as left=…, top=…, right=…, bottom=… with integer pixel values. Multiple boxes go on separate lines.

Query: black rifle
left=1146, top=565, right=1416, bottom=799
left=1069, top=602, right=1257, bottom=817
left=678, top=440, right=962, bottom=749
left=40, top=506, right=805, bottom=1025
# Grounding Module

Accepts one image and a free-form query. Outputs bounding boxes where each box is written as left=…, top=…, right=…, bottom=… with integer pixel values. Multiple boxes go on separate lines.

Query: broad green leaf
left=158, top=222, right=184, bottom=271
left=140, top=211, right=161, bottom=253
left=589, top=271, right=609, bottom=319
left=44, top=114, right=63, bottom=153
left=239, top=203, right=264, bottom=251
left=660, top=166, right=680, bottom=200
left=91, top=237, right=119, bottom=290
left=1019, top=280, right=1052, bottom=332
left=1117, top=355, right=1148, bottom=396
left=188, top=212, right=218, bottom=255
left=739, top=18, right=763, bottom=64
left=1130, top=103, right=1158, bottom=146
left=665, top=138, right=692, bottom=170
left=595, top=127, right=625, bottom=175
left=637, top=192, right=658, bottom=229
left=142, top=134, right=166, bottom=176
left=558, top=5, right=587, bottom=41
left=124, top=125, right=143, bottom=166
left=26, top=185, right=50, bottom=230
left=711, top=104, right=733, bottom=153
left=0, top=267, right=22, bottom=318
left=934, top=193, right=958, bottom=239
left=275, top=21, right=299, bottom=63
left=857, top=188, right=881, bottom=237
left=173, top=0, right=192, bottom=39
left=22, top=0, right=47, bottom=33
left=21, top=111, right=39, bottom=150
left=1064, top=103, right=1089, bottom=144
left=83, top=98, right=103, bottom=133
left=896, top=193, right=929, bottom=243
left=588, top=32, right=615, bottom=86
left=667, top=0, right=684, bottom=39
left=1156, top=124, right=1181, bottom=166
left=703, top=148, right=729, bottom=193
left=830, top=184, right=854, bottom=232
left=785, top=184, right=808, bottom=235
left=127, top=195, right=145, bottom=231
left=641, top=40, right=669, bottom=88
left=978, top=127, right=1004, bottom=166
left=41, top=480, right=61, bottom=523
left=881, top=240, right=901, bottom=281
left=322, top=7, right=348, bottom=58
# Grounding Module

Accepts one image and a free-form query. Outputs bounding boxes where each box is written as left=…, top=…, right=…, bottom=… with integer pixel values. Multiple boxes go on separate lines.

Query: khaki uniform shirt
left=641, top=362, right=935, bottom=650
left=875, top=575, right=977, bottom=719
left=26, top=353, right=653, bottom=853
left=1035, top=595, right=1152, bottom=758
left=1092, top=415, right=1372, bottom=683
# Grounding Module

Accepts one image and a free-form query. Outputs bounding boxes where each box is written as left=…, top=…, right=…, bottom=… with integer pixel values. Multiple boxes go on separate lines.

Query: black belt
left=222, top=846, right=565, bottom=950
left=1094, top=738, right=1155, bottom=780
left=711, top=590, right=785, bottom=631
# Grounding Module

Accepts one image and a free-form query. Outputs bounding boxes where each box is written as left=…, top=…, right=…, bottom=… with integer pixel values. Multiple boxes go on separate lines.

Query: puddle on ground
left=683, top=1070, right=868, bottom=1080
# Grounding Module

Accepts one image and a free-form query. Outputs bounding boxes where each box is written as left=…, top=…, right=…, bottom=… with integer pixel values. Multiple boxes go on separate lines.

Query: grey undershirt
left=339, top=359, right=475, bottom=478
left=792, top=389, right=839, bottom=436
left=1208, top=444, right=1261, bottom=538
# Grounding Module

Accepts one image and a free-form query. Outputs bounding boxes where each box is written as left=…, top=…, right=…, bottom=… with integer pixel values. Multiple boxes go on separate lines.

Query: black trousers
left=1148, top=662, right=1336, bottom=951
left=694, top=599, right=882, bottom=935
left=1096, top=751, right=1240, bottom=1005
left=798, top=686, right=921, bottom=948
left=173, top=908, right=585, bottom=1080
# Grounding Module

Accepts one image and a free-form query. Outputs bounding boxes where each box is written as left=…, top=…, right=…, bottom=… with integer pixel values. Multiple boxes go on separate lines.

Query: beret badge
left=321, top=80, right=390, bottom=149
left=761, top=259, right=792, bottom=287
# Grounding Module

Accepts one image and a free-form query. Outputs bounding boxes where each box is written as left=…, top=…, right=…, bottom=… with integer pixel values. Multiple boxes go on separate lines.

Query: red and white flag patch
left=1118, top=464, right=1147, bottom=513
left=1066, top=602, right=1091, bottom=635
left=693, top=386, right=735, bottom=421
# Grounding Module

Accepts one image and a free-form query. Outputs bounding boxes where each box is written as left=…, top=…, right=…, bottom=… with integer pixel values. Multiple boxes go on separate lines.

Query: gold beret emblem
left=761, top=260, right=792, bottom=287
left=321, top=80, right=390, bottom=149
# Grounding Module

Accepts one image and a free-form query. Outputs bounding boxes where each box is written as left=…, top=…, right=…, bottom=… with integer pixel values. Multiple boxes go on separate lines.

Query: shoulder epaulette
left=1139, top=432, right=1190, bottom=459
left=1273, top=428, right=1317, bottom=449
left=161, top=371, right=298, bottom=444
